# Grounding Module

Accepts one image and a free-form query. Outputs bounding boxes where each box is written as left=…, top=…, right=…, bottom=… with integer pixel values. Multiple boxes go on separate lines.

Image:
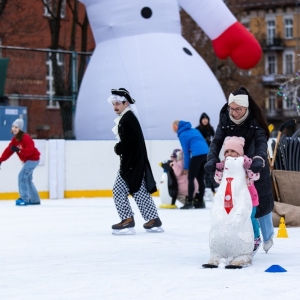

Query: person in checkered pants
left=108, top=88, right=163, bottom=235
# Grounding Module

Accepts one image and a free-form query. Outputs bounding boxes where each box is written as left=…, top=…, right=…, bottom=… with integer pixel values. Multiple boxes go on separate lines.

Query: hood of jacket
left=178, top=121, right=192, bottom=136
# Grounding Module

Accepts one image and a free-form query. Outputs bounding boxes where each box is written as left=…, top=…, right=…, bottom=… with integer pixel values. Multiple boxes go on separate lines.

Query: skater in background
left=204, top=86, right=274, bottom=253
left=173, top=120, right=208, bottom=209
left=0, top=118, right=40, bottom=206
left=213, top=136, right=261, bottom=254
left=195, top=112, right=219, bottom=198
left=169, top=149, right=198, bottom=204
left=108, top=88, right=163, bottom=234
left=195, top=113, right=215, bottom=146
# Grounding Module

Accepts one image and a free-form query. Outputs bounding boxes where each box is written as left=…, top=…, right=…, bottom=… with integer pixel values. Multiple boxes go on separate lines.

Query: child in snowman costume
left=214, top=136, right=262, bottom=255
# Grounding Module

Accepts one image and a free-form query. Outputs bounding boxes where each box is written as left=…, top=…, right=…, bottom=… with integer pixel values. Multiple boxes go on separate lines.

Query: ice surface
left=0, top=198, right=299, bottom=300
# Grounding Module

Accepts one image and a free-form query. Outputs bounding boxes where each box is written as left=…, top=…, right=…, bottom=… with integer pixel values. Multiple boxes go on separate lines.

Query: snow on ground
left=0, top=197, right=299, bottom=300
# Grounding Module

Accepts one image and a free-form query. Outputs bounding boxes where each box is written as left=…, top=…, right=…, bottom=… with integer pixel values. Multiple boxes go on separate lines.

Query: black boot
left=194, top=199, right=206, bottom=209
left=180, top=198, right=194, bottom=209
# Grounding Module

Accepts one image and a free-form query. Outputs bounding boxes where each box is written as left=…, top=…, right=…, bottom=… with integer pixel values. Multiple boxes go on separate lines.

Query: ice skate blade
left=145, top=226, right=164, bottom=233
left=225, top=265, right=243, bottom=269
left=112, top=228, right=136, bottom=235
left=202, top=264, right=218, bottom=269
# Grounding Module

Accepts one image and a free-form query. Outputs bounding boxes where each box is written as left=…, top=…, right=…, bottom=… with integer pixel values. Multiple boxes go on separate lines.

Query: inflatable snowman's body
left=208, top=156, right=253, bottom=268
left=75, top=0, right=261, bottom=140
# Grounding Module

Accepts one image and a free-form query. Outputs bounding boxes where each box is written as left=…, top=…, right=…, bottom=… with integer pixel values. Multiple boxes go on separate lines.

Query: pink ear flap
left=238, top=137, right=245, bottom=142
left=224, top=136, right=231, bottom=142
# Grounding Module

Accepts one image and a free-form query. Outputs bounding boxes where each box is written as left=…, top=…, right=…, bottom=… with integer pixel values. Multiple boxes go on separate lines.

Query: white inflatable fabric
left=75, top=0, right=237, bottom=140
left=208, top=156, right=253, bottom=267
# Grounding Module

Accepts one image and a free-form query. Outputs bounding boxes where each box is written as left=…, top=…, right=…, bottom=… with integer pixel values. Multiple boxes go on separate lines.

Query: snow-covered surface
left=0, top=197, right=299, bottom=300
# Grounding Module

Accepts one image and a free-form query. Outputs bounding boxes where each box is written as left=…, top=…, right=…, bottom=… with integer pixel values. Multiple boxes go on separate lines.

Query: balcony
left=265, top=108, right=300, bottom=121
left=261, top=38, right=285, bottom=51
left=262, top=74, right=279, bottom=86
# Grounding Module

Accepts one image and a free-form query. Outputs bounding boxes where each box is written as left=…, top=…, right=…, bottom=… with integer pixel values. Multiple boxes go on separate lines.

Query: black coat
left=195, top=125, right=215, bottom=146
left=114, top=111, right=157, bottom=195
left=207, top=104, right=274, bottom=218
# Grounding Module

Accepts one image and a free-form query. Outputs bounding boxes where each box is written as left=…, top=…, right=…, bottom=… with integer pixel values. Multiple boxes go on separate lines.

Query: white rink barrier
left=0, top=140, right=180, bottom=200
left=0, top=138, right=275, bottom=200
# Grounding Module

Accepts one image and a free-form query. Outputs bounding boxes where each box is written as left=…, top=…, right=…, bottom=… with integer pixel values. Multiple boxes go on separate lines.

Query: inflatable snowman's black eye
left=141, top=7, right=152, bottom=19
left=183, top=47, right=192, bottom=56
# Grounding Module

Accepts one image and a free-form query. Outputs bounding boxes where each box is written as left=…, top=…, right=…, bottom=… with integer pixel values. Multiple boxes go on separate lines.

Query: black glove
left=204, top=158, right=218, bottom=173
left=11, top=146, right=20, bottom=153
left=249, top=158, right=264, bottom=173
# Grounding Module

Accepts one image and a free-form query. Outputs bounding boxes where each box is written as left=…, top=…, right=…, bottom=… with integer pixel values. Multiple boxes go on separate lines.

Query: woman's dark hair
left=232, top=87, right=270, bottom=139
left=199, top=113, right=213, bottom=131
left=15, top=130, right=25, bottom=142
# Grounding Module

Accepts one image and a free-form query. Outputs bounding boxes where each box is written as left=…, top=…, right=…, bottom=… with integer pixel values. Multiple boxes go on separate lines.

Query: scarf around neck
left=229, top=108, right=249, bottom=125
left=112, top=107, right=131, bottom=141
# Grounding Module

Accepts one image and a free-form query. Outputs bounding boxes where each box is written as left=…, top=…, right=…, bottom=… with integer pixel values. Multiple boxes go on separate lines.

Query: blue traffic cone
left=265, top=265, right=287, bottom=273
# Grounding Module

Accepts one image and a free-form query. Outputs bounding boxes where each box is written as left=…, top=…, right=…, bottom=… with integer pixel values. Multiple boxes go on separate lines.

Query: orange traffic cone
left=277, top=217, right=288, bottom=238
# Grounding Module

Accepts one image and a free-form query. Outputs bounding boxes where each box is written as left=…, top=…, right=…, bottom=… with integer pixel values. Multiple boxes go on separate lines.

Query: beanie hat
left=171, top=149, right=182, bottom=160
left=12, top=118, right=24, bottom=130
left=200, top=112, right=210, bottom=122
left=223, top=136, right=245, bottom=156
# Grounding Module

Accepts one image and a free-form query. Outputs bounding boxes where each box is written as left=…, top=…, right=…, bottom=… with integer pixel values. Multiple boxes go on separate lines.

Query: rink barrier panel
left=0, top=139, right=179, bottom=200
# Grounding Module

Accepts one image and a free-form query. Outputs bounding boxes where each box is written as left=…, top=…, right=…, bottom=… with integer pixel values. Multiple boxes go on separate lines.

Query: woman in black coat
left=204, top=87, right=274, bottom=253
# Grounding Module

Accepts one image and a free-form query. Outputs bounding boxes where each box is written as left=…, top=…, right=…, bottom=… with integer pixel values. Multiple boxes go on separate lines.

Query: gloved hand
left=11, top=146, right=20, bottom=153
left=250, top=158, right=264, bottom=173
left=204, top=158, right=218, bottom=173
left=216, top=161, right=224, bottom=171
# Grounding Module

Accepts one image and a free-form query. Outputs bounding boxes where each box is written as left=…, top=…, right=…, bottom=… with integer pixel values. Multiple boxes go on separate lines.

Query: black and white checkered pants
left=113, top=171, right=159, bottom=221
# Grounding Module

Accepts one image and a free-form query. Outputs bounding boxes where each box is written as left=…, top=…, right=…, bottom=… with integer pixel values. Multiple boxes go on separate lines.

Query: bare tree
left=0, top=0, right=8, bottom=16
left=41, top=0, right=91, bottom=138
left=0, top=0, right=47, bottom=43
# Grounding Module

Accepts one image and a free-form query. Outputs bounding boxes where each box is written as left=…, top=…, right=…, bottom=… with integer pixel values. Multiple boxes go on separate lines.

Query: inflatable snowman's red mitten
left=212, top=22, right=262, bottom=70
left=216, top=161, right=224, bottom=171
left=243, top=155, right=252, bottom=170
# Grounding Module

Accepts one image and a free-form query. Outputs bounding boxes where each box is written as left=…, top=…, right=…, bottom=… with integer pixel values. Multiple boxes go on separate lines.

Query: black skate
left=112, top=217, right=135, bottom=235
left=202, top=264, right=218, bottom=269
left=143, top=218, right=164, bottom=233
left=225, top=265, right=243, bottom=269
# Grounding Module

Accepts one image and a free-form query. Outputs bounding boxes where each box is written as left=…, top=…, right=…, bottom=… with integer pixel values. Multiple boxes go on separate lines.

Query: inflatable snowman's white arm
left=178, top=0, right=237, bottom=40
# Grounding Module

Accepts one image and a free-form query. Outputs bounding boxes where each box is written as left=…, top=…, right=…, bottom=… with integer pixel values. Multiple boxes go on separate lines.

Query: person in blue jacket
left=173, top=120, right=209, bottom=209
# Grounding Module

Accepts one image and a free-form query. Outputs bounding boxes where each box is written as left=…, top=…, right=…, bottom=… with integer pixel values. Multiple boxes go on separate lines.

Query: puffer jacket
left=207, top=104, right=274, bottom=218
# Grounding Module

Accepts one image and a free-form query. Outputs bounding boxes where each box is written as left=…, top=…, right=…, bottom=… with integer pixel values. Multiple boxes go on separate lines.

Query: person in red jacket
left=0, top=118, right=41, bottom=206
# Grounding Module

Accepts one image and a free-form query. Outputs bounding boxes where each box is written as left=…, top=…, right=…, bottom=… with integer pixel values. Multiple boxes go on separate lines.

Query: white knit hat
left=12, top=118, right=24, bottom=130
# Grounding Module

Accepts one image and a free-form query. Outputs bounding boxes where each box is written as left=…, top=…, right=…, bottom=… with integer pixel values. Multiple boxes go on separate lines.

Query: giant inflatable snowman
left=204, top=156, right=254, bottom=268
left=75, top=0, right=261, bottom=140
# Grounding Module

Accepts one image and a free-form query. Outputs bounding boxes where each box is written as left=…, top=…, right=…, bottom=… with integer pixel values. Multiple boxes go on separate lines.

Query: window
left=43, top=0, right=66, bottom=18
left=269, top=91, right=276, bottom=111
left=285, top=19, right=293, bottom=39
left=266, top=55, right=276, bottom=74
left=267, top=20, right=276, bottom=45
left=43, top=0, right=52, bottom=16
left=284, top=52, right=294, bottom=75
left=46, top=51, right=64, bottom=109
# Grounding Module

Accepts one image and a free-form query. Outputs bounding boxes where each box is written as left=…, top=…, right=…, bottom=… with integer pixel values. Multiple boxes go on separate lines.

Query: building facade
left=240, top=0, right=300, bottom=132
left=0, top=0, right=94, bottom=139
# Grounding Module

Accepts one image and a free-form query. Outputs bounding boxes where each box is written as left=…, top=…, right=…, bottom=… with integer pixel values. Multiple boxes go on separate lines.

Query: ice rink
left=0, top=197, right=299, bottom=300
